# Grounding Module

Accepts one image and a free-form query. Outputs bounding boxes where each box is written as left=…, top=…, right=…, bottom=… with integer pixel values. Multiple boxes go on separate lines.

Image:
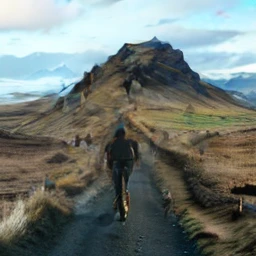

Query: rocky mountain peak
left=108, top=38, right=201, bottom=88
left=138, top=36, right=171, bottom=49
left=151, top=36, right=160, bottom=42
left=60, top=38, right=227, bottom=111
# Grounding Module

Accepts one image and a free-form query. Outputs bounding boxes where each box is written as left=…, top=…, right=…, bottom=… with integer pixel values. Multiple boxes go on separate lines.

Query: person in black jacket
left=105, top=127, right=140, bottom=210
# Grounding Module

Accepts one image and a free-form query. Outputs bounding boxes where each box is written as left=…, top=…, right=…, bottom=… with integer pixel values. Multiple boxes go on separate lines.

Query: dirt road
left=46, top=151, right=200, bottom=256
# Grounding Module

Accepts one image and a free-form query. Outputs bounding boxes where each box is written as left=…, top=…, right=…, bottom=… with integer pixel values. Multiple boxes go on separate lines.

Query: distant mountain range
left=202, top=72, right=256, bottom=106
left=26, top=65, right=78, bottom=80
left=202, top=72, right=256, bottom=93
left=0, top=50, right=108, bottom=79
left=247, top=91, right=256, bottom=104
left=226, top=90, right=256, bottom=109
left=225, top=73, right=256, bottom=92
left=1, top=42, right=255, bottom=109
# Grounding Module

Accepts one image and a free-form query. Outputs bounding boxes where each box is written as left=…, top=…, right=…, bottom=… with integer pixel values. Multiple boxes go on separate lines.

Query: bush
left=46, top=153, right=69, bottom=164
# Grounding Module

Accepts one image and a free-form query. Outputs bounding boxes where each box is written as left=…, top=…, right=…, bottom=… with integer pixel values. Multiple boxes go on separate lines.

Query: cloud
left=73, top=0, right=122, bottom=7
left=150, top=0, right=240, bottom=18
left=146, top=18, right=178, bottom=28
left=92, top=0, right=123, bottom=6
left=213, top=31, right=256, bottom=53
left=11, top=38, right=21, bottom=41
left=184, top=51, right=256, bottom=72
left=8, top=37, right=21, bottom=46
left=161, top=27, right=243, bottom=48
left=216, top=10, right=230, bottom=18
left=0, top=0, right=84, bottom=31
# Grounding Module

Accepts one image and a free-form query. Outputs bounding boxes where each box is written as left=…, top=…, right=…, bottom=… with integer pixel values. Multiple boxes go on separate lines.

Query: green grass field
left=139, top=110, right=256, bottom=131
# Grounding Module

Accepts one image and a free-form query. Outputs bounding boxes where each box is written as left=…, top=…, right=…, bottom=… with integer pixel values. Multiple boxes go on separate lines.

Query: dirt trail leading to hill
left=46, top=149, right=200, bottom=256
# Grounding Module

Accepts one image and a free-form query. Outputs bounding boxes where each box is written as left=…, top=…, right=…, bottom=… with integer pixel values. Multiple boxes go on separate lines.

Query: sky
left=1, top=0, right=256, bottom=77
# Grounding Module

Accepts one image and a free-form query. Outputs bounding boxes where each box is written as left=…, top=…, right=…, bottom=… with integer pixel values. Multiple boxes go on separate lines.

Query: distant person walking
left=74, top=135, right=81, bottom=147
left=123, top=73, right=135, bottom=96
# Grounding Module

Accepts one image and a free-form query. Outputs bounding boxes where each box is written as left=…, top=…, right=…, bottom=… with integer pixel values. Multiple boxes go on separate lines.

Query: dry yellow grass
left=152, top=133, right=256, bottom=256
left=0, top=137, right=67, bottom=201
left=198, top=130, right=256, bottom=197
left=126, top=106, right=256, bottom=255
left=56, top=171, right=97, bottom=196
left=0, top=190, right=72, bottom=244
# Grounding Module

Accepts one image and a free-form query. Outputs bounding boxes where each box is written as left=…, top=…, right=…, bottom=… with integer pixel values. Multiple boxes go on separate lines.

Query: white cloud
left=212, top=32, right=256, bottom=53
left=80, top=0, right=123, bottom=7
left=202, top=63, right=256, bottom=80
left=135, top=0, right=240, bottom=19
left=0, top=0, right=83, bottom=30
left=154, top=26, right=243, bottom=49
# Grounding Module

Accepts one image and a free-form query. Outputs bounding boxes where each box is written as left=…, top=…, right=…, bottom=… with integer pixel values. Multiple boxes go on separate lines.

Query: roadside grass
left=0, top=191, right=72, bottom=246
left=0, top=133, right=100, bottom=255
left=152, top=149, right=222, bottom=255
left=151, top=141, right=256, bottom=256
left=180, top=210, right=207, bottom=240
left=56, top=172, right=97, bottom=196
left=127, top=110, right=256, bottom=256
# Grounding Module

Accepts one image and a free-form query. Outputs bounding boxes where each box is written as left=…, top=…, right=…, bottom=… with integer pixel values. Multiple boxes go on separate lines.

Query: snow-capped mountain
left=0, top=51, right=108, bottom=79
left=26, top=65, right=78, bottom=80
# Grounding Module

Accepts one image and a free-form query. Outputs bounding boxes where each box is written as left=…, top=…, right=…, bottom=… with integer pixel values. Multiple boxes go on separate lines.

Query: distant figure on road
left=123, top=73, right=135, bottom=96
left=84, top=133, right=93, bottom=146
left=75, top=134, right=81, bottom=147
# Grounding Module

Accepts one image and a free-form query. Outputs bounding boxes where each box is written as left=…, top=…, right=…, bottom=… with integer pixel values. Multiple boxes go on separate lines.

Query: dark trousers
left=112, top=160, right=133, bottom=197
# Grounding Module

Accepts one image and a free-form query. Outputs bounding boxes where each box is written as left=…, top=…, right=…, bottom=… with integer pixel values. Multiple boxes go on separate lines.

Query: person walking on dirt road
left=105, top=127, right=140, bottom=208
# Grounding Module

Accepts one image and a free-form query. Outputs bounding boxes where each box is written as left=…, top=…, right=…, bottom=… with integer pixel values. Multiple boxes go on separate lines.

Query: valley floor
left=0, top=98, right=256, bottom=256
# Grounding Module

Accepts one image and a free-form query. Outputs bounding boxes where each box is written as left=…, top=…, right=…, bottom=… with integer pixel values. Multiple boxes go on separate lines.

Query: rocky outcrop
left=55, top=66, right=102, bottom=110
left=185, top=104, right=195, bottom=114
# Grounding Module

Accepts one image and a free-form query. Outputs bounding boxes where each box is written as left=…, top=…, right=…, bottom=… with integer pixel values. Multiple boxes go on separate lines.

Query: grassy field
left=0, top=132, right=99, bottom=220
left=135, top=109, right=256, bottom=132
left=199, top=130, right=256, bottom=197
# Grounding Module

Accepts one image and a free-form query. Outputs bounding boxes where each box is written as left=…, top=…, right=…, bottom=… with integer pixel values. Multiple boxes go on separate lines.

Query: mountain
left=15, top=37, right=255, bottom=138
left=224, top=73, right=256, bottom=93
left=26, top=65, right=78, bottom=80
left=54, top=36, right=242, bottom=111
left=226, top=90, right=256, bottom=109
left=202, top=72, right=256, bottom=93
left=247, top=91, right=256, bottom=104
left=0, top=51, right=108, bottom=79
left=201, top=77, right=228, bottom=89
left=202, top=72, right=256, bottom=107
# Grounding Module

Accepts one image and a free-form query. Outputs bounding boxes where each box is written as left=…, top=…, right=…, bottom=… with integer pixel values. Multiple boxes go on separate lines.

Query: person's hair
left=114, top=127, right=126, bottom=138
